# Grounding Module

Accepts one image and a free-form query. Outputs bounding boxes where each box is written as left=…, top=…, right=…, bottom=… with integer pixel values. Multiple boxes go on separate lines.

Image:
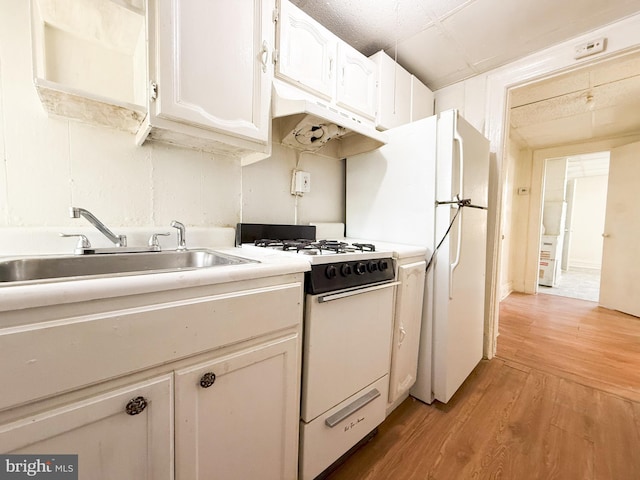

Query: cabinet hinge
left=150, top=82, right=158, bottom=101
left=273, top=7, right=279, bottom=23
left=273, top=49, right=279, bottom=64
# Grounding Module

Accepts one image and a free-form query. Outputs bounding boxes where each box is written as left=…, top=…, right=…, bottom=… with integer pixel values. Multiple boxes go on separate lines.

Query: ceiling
left=291, top=0, right=640, bottom=91
left=509, top=51, right=640, bottom=150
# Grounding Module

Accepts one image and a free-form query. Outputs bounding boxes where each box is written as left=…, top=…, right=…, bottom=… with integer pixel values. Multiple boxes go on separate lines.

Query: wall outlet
left=574, top=38, right=606, bottom=59
left=291, top=170, right=311, bottom=195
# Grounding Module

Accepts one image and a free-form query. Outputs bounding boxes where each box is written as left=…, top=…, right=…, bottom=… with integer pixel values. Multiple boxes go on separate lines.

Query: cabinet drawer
left=0, top=282, right=303, bottom=411
left=299, top=375, right=388, bottom=480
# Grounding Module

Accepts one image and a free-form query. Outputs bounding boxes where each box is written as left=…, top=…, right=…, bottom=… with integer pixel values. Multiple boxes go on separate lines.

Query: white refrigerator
left=345, top=109, right=490, bottom=404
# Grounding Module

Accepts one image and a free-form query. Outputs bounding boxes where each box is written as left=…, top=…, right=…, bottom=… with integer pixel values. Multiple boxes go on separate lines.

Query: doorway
left=538, top=152, right=610, bottom=302
left=499, top=50, right=640, bottom=303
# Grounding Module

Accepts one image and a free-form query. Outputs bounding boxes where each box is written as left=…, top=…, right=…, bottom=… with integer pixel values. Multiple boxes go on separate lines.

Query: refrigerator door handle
left=449, top=125, right=464, bottom=299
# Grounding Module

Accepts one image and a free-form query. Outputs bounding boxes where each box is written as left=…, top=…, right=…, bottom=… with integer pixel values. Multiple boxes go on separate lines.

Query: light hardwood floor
left=326, top=293, right=640, bottom=480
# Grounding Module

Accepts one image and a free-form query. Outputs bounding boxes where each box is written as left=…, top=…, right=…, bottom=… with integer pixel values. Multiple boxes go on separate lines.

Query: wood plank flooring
left=326, top=293, right=640, bottom=480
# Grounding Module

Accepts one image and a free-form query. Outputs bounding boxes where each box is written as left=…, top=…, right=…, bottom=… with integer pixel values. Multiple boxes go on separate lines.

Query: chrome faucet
left=171, top=220, right=186, bottom=250
left=69, top=207, right=127, bottom=247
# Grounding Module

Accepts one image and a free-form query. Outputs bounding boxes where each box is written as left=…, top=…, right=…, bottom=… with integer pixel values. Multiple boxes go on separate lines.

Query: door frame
left=482, top=14, right=640, bottom=359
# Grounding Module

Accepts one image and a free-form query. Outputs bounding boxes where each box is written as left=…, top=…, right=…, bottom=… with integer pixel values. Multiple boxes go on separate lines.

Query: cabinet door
left=372, top=51, right=411, bottom=130
left=389, top=261, right=426, bottom=403
left=153, top=0, right=273, bottom=142
left=175, top=334, right=300, bottom=480
left=0, top=375, right=173, bottom=480
left=410, top=75, right=434, bottom=122
left=276, top=0, right=335, bottom=100
left=336, top=42, right=377, bottom=120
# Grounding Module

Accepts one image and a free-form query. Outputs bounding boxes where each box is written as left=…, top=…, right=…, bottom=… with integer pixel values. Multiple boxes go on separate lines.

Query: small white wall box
left=574, top=38, right=606, bottom=59
left=291, top=170, right=311, bottom=194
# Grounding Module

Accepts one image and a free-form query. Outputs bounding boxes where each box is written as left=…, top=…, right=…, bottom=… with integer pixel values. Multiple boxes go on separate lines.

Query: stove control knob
left=340, top=263, right=352, bottom=276
left=325, top=265, right=337, bottom=279
left=379, top=259, right=390, bottom=271
left=367, top=260, right=379, bottom=273
left=355, top=262, right=366, bottom=275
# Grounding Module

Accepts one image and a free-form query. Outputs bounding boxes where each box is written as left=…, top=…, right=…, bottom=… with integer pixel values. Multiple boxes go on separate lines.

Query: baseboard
left=500, top=282, right=514, bottom=300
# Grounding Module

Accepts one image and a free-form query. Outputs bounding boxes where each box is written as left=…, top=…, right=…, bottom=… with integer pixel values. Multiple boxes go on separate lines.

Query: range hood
left=272, top=79, right=387, bottom=157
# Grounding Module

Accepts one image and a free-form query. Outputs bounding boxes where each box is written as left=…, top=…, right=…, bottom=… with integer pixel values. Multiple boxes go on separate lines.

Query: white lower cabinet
left=175, top=335, right=300, bottom=480
left=0, top=375, right=174, bottom=479
left=0, top=275, right=304, bottom=479
left=388, top=260, right=426, bottom=404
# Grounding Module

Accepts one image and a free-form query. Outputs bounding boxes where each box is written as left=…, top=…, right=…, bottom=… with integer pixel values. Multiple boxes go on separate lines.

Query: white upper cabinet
left=370, top=51, right=434, bottom=130
left=30, top=0, right=275, bottom=162
left=142, top=0, right=275, bottom=159
left=336, top=42, right=377, bottom=120
left=411, top=75, right=435, bottom=122
left=276, top=0, right=377, bottom=121
left=370, top=51, right=412, bottom=130
left=276, top=0, right=335, bottom=100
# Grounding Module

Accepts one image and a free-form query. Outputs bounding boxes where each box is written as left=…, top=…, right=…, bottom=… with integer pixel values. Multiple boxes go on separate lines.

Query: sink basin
left=0, top=249, right=256, bottom=285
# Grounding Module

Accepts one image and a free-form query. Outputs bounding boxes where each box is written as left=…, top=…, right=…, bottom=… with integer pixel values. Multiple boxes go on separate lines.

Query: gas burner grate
left=253, top=238, right=377, bottom=255
left=316, top=240, right=349, bottom=254
left=254, top=239, right=284, bottom=248
left=352, top=243, right=376, bottom=252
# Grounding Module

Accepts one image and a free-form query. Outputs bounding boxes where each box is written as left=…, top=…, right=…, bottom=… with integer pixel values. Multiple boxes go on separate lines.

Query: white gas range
left=236, top=223, right=398, bottom=479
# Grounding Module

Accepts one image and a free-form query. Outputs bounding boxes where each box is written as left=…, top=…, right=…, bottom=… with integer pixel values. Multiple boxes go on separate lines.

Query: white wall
left=508, top=147, right=533, bottom=294
left=241, top=143, right=344, bottom=225
left=0, top=1, right=344, bottom=253
left=499, top=136, right=522, bottom=298
left=568, top=175, right=608, bottom=269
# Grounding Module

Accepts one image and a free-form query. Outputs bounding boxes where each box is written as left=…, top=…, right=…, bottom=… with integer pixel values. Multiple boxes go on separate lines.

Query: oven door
left=301, top=281, right=397, bottom=422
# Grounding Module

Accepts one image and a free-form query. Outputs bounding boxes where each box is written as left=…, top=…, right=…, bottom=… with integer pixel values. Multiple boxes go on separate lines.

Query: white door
left=153, top=0, right=273, bottom=142
left=174, top=335, right=300, bottom=480
left=276, top=0, right=335, bottom=100
left=336, top=42, right=377, bottom=120
left=599, top=141, right=640, bottom=317
left=0, top=376, right=173, bottom=479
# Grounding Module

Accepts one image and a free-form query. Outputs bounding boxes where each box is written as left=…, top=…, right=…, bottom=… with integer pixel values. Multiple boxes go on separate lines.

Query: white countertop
left=0, top=247, right=310, bottom=313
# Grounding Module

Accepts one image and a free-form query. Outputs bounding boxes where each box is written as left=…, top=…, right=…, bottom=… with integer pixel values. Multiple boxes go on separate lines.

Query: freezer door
left=345, top=116, right=437, bottom=246
left=431, top=110, right=489, bottom=403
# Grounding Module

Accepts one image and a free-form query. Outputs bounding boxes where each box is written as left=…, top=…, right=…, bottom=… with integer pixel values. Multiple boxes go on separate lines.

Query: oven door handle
left=325, top=388, right=381, bottom=428
left=317, top=281, right=400, bottom=303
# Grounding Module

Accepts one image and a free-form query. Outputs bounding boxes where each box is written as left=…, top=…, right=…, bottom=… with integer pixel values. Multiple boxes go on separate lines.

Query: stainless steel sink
left=0, top=249, right=256, bottom=285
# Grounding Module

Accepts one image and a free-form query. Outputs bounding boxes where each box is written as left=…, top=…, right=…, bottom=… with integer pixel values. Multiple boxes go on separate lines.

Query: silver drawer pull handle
left=325, top=388, right=380, bottom=428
